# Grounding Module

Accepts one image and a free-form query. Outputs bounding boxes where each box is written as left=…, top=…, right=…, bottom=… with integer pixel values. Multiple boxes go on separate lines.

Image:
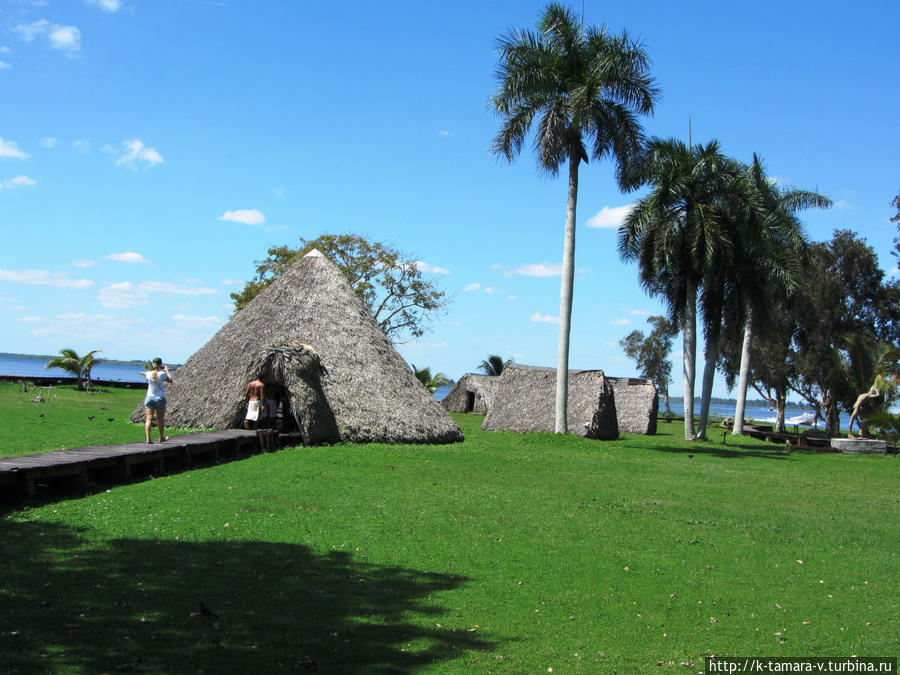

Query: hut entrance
left=465, top=391, right=476, bottom=413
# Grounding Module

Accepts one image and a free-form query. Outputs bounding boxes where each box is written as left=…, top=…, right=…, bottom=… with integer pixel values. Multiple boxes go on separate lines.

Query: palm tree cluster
left=618, top=143, right=830, bottom=440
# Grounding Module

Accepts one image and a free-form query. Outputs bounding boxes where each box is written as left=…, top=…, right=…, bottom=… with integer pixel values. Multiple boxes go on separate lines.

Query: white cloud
left=219, top=209, right=265, bottom=226
left=138, top=281, right=216, bottom=296
left=513, top=262, right=561, bottom=277
left=15, top=20, right=81, bottom=53
left=585, top=204, right=634, bottom=229
left=220, top=279, right=242, bottom=286
left=73, top=259, right=95, bottom=268
left=109, top=139, right=164, bottom=169
left=105, top=251, right=148, bottom=264
left=171, top=314, right=220, bottom=329
left=39, top=137, right=56, bottom=148
left=608, top=318, right=633, bottom=326
left=85, top=0, right=123, bottom=12
left=14, top=19, right=49, bottom=42
left=0, top=61, right=10, bottom=70
left=18, top=316, right=46, bottom=323
left=0, top=47, right=10, bottom=54
left=625, top=307, right=652, bottom=316
left=48, top=25, right=81, bottom=53
left=0, top=268, right=93, bottom=289
left=531, top=312, right=559, bottom=324
left=834, top=200, right=853, bottom=210
left=0, top=175, right=37, bottom=189
left=272, top=187, right=286, bottom=197
left=72, top=139, right=92, bottom=154
left=462, top=282, right=481, bottom=292
left=415, top=261, right=450, bottom=275
left=438, top=130, right=455, bottom=137
left=0, top=138, right=28, bottom=159
left=889, top=266, right=899, bottom=278
left=98, top=281, right=146, bottom=309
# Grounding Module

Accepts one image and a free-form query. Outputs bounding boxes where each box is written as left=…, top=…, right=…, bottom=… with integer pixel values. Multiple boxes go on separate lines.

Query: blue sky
left=1, top=0, right=897, bottom=399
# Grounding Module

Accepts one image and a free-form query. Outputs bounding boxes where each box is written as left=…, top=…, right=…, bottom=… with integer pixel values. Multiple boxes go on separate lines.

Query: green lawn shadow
left=0, top=517, right=495, bottom=673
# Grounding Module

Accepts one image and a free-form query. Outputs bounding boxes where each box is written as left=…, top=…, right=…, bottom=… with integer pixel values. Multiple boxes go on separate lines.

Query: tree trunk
left=555, top=154, right=579, bottom=434
left=774, top=388, right=787, bottom=433
left=824, top=391, right=839, bottom=436
left=731, top=314, right=753, bottom=435
left=682, top=275, right=698, bottom=440
left=697, top=311, right=722, bottom=440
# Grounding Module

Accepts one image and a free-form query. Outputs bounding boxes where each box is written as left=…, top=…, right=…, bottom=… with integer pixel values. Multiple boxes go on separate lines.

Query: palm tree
left=729, top=156, right=828, bottom=435
left=491, top=3, right=658, bottom=433
left=411, top=364, right=452, bottom=394
left=618, top=138, right=738, bottom=440
left=45, top=348, right=102, bottom=390
left=478, top=354, right=510, bottom=377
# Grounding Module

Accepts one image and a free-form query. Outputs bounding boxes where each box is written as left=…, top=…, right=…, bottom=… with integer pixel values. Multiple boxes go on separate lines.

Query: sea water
left=0, top=353, right=150, bottom=384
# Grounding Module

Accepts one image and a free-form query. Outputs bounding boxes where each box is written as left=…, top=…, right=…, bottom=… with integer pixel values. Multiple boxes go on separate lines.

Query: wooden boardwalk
left=0, top=430, right=271, bottom=502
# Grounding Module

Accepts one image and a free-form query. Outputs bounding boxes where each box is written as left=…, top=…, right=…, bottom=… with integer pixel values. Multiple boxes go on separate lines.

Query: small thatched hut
left=481, top=364, right=618, bottom=440
left=131, top=250, right=463, bottom=445
left=440, top=374, right=499, bottom=414
left=608, top=377, right=658, bottom=435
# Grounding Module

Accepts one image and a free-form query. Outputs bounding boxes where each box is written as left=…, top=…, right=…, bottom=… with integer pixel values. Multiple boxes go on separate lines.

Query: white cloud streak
left=105, top=251, right=148, bottom=264
left=415, top=261, right=450, bottom=275
left=513, top=262, right=561, bottom=277
left=0, top=175, right=37, bottom=189
left=0, top=138, right=28, bottom=159
left=108, top=139, right=164, bottom=169
left=585, top=204, right=634, bottom=229
left=219, top=209, right=265, bottom=226
left=531, top=312, right=559, bottom=324
left=0, top=269, right=93, bottom=289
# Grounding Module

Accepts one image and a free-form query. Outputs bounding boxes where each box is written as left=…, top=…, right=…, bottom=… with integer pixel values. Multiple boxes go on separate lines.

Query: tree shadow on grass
left=0, top=516, right=494, bottom=673
left=623, top=434, right=793, bottom=461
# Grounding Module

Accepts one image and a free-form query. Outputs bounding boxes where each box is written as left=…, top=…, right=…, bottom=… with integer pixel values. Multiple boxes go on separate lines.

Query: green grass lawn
left=1, top=406, right=898, bottom=673
left=0, top=381, right=189, bottom=457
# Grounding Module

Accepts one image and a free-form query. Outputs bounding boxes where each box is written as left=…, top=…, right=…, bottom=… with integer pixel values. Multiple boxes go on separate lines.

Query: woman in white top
left=139, top=357, right=173, bottom=443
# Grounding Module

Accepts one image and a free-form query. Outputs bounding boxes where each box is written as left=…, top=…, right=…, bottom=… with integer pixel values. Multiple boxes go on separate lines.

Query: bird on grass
left=87, top=416, right=95, bottom=421
left=107, top=418, right=114, bottom=422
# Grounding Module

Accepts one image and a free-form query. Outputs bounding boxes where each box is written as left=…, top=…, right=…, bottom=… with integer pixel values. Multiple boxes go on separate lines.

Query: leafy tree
left=411, top=365, right=452, bottom=394
left=792, top=231, right=900, bottom=434
left=477, top=354, right=511, bottom=377
left=619, top=138, right=739, bottom=440
left=619, top=315, right=676, bottom=415
left=490, top=2, right=658, bottom=433
left=45, top=348, right=102, bottom=390
left=231, top=234, right=449, bottom=344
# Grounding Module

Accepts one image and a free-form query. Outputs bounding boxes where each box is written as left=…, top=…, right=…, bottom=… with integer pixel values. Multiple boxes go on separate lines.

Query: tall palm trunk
left=697, top=316, right=722, bottom=439
left=555, top=154, right=579, bottom=434
left=682, top=275, right=698, bottom=440
left=731, top=313, right=753, bottom=435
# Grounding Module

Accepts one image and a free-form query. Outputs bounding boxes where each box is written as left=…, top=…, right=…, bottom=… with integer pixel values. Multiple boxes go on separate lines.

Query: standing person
left=139, top=358, right=173, bottom=444
left=244, top=376, right=265, bottom=430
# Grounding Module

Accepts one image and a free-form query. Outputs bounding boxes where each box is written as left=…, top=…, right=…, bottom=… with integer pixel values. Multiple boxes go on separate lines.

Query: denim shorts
left=144, top=395, right=167, bottom=412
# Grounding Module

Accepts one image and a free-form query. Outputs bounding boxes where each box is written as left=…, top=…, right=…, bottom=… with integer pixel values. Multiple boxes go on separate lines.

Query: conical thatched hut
left=481, top=364, right=618, bottom=440
left=608, top=377, right=658, bottom=435
left=440, top=374, right=499, bottom=414
left=131, top=250, right=463, bottom=445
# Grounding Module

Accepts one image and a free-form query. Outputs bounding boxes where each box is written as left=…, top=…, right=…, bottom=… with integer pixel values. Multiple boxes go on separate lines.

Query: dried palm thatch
left=481, top=364, right=618, bottom=440
left=607, top=377, right=658, bottom=435
left=131, top=250, right=463, bottom=445
left=440, top=374, right=499, bottom=414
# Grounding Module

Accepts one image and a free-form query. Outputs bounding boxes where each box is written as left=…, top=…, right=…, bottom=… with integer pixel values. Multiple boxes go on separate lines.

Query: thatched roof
left=481, top=364, right=618, bottom=440
left=440, top=374, right=499, bottom=414
left=607, top=377, right=658, bottom=435
left=131, top=250, right=463, bottom=445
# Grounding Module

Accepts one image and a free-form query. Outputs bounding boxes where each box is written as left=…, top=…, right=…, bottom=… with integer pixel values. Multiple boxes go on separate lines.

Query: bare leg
left=144, top=408, right=153, bottom=443
left=158, top=410, right=167, bottom=441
